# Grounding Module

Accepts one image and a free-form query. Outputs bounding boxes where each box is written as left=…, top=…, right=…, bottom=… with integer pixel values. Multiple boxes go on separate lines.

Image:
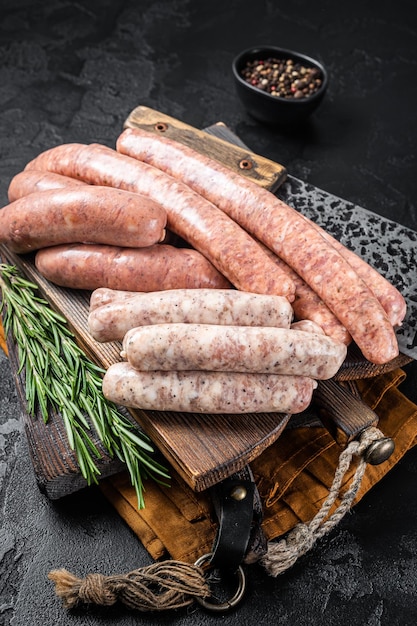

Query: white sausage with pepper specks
left=88, top=289, right=294, bottom=343
left=121, top=323, right=347, bottom=380
left=102, top=362, right=317, bottom=414
left=89, top=288, right=143, bottom=311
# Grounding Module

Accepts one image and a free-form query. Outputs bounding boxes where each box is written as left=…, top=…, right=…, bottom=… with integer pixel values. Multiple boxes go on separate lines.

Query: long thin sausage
left=0, top=185, right=167, bottom=252
left=102, top=362, right=317, bottom=414
left=116, top=127, right=406, bottom=327
left=24, top=143, right=296, bottom=300
left=88, top=289, right=294, bottom=342
left=8, top=170, right=86, bottom=202
left=121, top=323, right=347, bottom=380
left=297, top=212, right=406, bottom=327
left=116, top=128, right=400, bottom=365
left=258, top=238, right=351, bottom=345
left=35, top=243, right=232, bottom=291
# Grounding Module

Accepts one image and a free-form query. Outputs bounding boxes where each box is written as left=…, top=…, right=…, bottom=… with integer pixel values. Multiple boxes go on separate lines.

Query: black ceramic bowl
left=232, top=46, right=328, bottom=125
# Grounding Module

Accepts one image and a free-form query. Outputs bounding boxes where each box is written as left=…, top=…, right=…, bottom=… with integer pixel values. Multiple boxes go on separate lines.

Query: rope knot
left=286, top=523, right=315, bottom=554
left=49, top=561, right=210, bottom=612
left=79, top=572, right=117, bottom=607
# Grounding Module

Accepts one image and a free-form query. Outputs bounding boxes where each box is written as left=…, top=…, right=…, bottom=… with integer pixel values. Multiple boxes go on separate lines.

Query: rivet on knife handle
left=314, top=379, right=395, bottom=465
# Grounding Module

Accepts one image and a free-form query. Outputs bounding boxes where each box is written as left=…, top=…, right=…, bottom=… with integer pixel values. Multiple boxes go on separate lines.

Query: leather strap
left=209, top=467, right=267, bottom=571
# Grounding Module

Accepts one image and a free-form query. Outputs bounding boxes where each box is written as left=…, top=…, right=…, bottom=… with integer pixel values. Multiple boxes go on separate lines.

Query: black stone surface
left=1, top=1, right=417, bottom=624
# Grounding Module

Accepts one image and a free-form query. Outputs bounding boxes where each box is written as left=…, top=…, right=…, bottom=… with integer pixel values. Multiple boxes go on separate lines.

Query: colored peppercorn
left=241, top=57, right=323, bottom=99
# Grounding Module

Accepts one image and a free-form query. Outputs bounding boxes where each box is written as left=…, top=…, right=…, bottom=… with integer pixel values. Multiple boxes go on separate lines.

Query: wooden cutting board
left=2, top=107, right=411, bottom=498
left=0, top=112, right=293, bottom=497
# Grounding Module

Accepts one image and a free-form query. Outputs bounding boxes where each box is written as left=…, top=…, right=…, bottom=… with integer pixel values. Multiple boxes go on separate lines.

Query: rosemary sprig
left=0, top=264, right=170, bottom=508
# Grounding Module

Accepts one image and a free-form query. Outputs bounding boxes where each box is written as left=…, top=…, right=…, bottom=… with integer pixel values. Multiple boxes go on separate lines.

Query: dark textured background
left=1, top=1, right=416, bottom=624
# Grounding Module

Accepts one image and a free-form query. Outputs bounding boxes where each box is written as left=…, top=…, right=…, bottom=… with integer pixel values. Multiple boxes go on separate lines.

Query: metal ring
left=194, top=552, right=246, bottom=612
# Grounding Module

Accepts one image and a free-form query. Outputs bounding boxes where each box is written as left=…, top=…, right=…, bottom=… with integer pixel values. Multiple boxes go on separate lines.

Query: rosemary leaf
left=0, top=263, right=170, bottom=506
left=61, top=407, right=75, bottom=450
left=111, top=422, right=155, bottom=453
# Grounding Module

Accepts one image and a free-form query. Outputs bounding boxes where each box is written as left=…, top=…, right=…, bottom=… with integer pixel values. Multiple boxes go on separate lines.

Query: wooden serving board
left=0, top=115, right=292, bottom=496
left=2, top=108, right=411, bottom=498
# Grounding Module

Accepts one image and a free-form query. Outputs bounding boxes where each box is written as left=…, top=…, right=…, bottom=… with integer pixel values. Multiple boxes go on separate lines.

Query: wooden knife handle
left=314, top=378, right=396, bottom=465
left=123, top=105, right=287, bottom=192
left=314, top=378, right=379, bottom=446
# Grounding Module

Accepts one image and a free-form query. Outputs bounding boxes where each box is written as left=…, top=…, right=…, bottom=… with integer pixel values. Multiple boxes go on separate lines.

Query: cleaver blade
left=277, top=176, right=416, bottom=360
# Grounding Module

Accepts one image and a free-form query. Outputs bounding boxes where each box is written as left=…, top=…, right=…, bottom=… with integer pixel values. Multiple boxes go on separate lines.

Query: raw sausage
left=298, top=212, right=407, bottom=328
left=89, top=287, right=142, bottom=311
left=121, top=323, right=347, bottom=380
left=116, top=128, right=400, bottom=365
left=258, top=238, right=351, bottom=345
left=116, top=127, right=406, bottom=326
left=102, top=362, right=317, bottom=414
left=88, top=288, right=294, bottom=342
left=8, top=170, right=86, bottom=202
left=24, top=143, right=296, bottom=300
left=0, top=185, right=167, bottom=252
left=35, top=243, right=232, bottom=291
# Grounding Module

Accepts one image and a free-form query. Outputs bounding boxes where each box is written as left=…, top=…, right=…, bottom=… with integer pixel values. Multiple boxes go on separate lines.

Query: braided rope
left=49, top=427, right=383, bottom=609
left=48, top=560, right=210, bottom=611
left=261, top=427, right=383, bottom=577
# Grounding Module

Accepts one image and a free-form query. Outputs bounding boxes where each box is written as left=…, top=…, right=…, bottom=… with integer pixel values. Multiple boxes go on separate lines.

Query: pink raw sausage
left=0, top=185, right=167, bottom=252
left=35, top=243, right=232, bottom=291
left=7, top=170, right=86, bottom=202
left=258, top=238, right=351, bottom=345
left=298, top=212, right=406, bottom=327
left=24, top=142, right=296, bottom=300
